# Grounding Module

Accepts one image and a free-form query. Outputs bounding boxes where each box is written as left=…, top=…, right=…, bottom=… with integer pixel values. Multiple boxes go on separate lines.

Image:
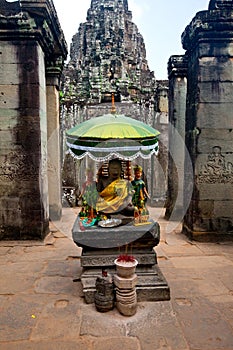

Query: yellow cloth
left=96, top=178, right=131, bottom=214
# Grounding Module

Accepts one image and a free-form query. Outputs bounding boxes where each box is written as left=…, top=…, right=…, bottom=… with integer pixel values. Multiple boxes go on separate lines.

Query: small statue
left=131, top=165, right=149, bottom=209
left=79, top=168, right=99, bottom=224
left=131, top=165, right=150, bottom=224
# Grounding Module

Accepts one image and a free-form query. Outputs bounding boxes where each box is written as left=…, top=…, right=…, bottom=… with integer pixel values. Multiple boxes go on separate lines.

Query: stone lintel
left=0, top=0, right=67, bottom=66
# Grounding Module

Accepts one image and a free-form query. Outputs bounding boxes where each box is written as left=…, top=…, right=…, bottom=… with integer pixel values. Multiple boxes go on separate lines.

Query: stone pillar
left=0, top=0, right=67, bottom=239
left=165, top=55, right=188, bottom=219
left=46, top=72, right=62, bottom=220
left=152, top=81, right=169, bottom=206
left=181, top=1, right=233, bottom=241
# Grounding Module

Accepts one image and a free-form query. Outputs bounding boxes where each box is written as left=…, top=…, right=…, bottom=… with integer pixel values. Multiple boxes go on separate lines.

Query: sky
left=52, top=0, right=210, bottom=80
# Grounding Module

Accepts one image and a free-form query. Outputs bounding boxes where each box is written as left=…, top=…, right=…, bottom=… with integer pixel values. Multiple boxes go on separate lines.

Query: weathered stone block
left=0, top=63, right=18, bottom=84
left=198, top=200, right=214, bottom=218
left=0, top=129, right=15, bottom=144
left=0, top=42, right=18, bottom=64
left=197, top=103, right=233, bottom=129
left=0, top=113, right=18, bottom=130
left=199, top=57, right=233, bottom=82
left=198, top=184, right=233, bottom=200
left=199, top=42, right=233, bottom=58
left=197, top=183, right=233, bottom=201
left=196, top=130, right=233, bottom=153
left=214, top=200, right=233, bottom=217
left=0, top=85, right=19, bottom=109
left=199, top=81, right=233, bottom=103
left=193, top=216, right=233, bottom=235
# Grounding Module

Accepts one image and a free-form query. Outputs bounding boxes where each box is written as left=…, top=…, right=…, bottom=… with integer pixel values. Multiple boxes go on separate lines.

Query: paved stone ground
left=0, top=207, right=232, bottom=350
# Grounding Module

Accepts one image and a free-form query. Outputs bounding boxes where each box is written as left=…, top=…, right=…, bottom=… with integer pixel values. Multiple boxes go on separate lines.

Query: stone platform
left=72, top=216, right=170, bottom=303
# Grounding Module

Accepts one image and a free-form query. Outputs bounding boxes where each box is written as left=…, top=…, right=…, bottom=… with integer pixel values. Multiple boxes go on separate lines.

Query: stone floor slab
left=42, top=259, right=81, bottom=278
left=93, top=337, right=141, bottom=350
left=0, top=296, right=47, bottom=342
left=34, top=276, right=77, bottom=296
left=80, top=304, right=126, bottom=337
left=0, top=267, right=39, bottom=294
left=171, top=296, right=233, bottom=349
left=126, top=302, right=189, bottom=350
left=0, top=340, right=93, bottom=350
left=30, top=299, right=82, bottom=341
left=169, top=255, right=232, bottom=269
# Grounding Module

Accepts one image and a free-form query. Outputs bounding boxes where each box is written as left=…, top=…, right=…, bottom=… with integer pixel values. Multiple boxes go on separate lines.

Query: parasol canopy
left=66, top=113, right=160, bottom=161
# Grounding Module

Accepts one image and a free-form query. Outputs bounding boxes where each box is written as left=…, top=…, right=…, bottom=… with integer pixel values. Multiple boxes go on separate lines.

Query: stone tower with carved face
left=62, top=0, right=155, bottom=105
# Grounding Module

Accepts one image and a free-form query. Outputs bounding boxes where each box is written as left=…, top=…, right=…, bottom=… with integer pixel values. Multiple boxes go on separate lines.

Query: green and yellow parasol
left=66, top=113, right=160, bottom=161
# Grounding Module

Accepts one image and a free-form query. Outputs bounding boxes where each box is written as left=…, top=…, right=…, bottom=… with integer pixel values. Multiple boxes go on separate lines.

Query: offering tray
left=98, top=218, right=122, bottom=228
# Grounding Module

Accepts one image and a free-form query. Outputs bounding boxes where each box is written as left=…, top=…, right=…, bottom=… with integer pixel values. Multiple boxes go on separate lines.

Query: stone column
left=153, top=81, right=169, bottom=206
left=0, top=0, right=67, bottom=239
left=46, top=69, right=62, bottom=220
left=181, top=1, right=233, bottom=241
left=165, top=55, right=188, bottom=220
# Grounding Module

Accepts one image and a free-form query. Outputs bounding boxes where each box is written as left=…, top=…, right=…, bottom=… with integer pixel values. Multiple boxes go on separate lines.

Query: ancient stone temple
left=167, top=0, right=233, bottom=241
left=0, top=0, right=67, bottom=239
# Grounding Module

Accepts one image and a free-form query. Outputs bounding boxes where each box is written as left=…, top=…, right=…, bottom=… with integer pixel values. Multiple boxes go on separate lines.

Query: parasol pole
left=111, top=93, right=116, bottom=114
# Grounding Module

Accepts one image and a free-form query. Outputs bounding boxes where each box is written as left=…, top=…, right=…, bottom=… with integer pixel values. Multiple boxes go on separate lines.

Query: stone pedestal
left=72, top=217, right=170, bottom=303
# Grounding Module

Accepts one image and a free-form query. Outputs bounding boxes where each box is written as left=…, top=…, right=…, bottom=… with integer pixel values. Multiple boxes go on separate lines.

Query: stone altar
left=72, top=217, right=170, bottom=303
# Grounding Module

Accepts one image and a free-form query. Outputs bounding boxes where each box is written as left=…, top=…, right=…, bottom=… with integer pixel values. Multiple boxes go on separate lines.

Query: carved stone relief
left=198, top=146, right=233, bottom=184
left=0, top=151, right=38, bottom=182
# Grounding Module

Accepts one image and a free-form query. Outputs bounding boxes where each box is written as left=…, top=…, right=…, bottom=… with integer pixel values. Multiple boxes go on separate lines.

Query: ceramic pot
left=114, top=259, right=138, bottom=278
